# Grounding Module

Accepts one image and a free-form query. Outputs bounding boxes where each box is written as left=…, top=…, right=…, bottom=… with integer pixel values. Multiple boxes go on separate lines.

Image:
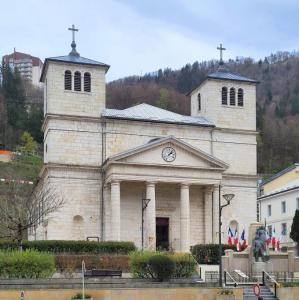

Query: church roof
left=102, top=103, right=214, bottom=127
left=207, top=67, right=258, bottom=83
left=40, top=55, right=110, bottom=82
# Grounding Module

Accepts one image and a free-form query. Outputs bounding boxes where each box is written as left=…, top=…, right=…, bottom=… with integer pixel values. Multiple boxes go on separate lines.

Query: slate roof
left=102, top=103, right=214, bottom=127
left=207, top=68, right=258, bottom=83
left=40, top=54, right=110, bottom=82
left=186, top=66, right=258, bottom=95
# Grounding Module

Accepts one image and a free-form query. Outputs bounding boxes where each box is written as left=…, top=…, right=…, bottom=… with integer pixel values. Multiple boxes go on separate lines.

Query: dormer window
left=64, top=70, right=72, bottom=90
left=84, top=72, right=91, bottom=92
left=74, top=71, right=81, bottom=91
left=230, top=87, right=236, bottom=105
left=221, top=87, right=227, bottom=105
left=238, top=88, right=244, bottom=106
left=197, top=93, right=201, bottom=111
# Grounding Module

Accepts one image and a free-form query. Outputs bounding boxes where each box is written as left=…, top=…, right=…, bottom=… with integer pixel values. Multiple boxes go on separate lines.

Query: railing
left=224, top=270, right=238, bottom=287
left=263, top=270, right=279, bottom=298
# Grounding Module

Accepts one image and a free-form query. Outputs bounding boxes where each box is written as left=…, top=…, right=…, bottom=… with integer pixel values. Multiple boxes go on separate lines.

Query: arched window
left=197, top=93, right=201, bottom=111
left=221, top=87, right=228, bottom=105
left=238, top=88, right=244, bottom=106
left=64, top=70, right=72, bottom=90
left=74, top=71, right=81, bottom=91
left=84, top=72, right=91, bottom=92
left=230, top=87, right=236, bottom=105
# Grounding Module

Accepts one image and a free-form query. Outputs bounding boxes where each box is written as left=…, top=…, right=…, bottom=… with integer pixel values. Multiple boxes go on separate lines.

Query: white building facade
left=258, top=164, right=299, bottom=249
left=32, top=42, right=258, bottom=252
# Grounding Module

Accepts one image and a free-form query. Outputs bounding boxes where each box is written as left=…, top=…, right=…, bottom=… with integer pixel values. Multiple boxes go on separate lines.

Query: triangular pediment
left=107, top=136, right=228, bottom=170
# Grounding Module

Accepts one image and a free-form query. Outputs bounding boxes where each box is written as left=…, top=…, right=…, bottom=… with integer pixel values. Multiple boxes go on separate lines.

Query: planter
left=216, top=296, right=235, bottom=300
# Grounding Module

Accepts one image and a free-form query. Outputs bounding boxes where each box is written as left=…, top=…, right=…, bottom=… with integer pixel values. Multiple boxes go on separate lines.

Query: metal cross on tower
left=217, top=43, right=226, bottom=65
left=68, top=24, right=80, bottom=56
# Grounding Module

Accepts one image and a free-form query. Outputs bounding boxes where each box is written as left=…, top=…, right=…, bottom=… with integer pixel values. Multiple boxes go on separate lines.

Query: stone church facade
left=32, top=42, right=258, bottom=252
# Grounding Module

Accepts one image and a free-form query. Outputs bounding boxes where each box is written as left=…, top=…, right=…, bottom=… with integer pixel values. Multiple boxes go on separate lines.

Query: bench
left=84, top=269, right=122, bottom=278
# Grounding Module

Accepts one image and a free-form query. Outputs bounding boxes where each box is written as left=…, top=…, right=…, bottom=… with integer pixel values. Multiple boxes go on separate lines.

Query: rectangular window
left=297, top=198, right=299, bottom=210
left=268, top=204, right=272, bottom=217
left=281, top=223, right=287, bottom=236
left=268, top=225, right=272, bottom=238
left=281, top=201, right=286, bottom=213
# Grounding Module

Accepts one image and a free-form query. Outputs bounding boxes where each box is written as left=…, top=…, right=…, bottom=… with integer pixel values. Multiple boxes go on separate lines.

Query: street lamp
left=141, top=195, right=151, bottom=250
left=218, top=190, right=235, bottom=286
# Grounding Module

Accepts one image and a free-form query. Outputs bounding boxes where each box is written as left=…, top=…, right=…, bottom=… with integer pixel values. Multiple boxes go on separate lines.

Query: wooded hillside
left=2, top=51, right=299, bottom=175
left=107, top=51, right=299, bottom=175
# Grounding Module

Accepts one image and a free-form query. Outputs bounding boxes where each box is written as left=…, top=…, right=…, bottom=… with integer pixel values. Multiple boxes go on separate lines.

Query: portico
left=103, top=136, right=228, bottom=251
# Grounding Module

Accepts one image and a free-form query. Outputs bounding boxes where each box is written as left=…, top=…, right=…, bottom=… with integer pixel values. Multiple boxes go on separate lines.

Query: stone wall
left=0, top=284, right=244, bottom=300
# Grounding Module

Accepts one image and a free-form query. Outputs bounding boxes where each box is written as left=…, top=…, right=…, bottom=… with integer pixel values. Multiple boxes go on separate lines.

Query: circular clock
left=162, top=147, right=176, bottom=162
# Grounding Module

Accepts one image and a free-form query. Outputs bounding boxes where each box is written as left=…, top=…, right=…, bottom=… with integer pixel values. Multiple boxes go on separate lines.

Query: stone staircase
left=243, top=285, right=277, bottom=300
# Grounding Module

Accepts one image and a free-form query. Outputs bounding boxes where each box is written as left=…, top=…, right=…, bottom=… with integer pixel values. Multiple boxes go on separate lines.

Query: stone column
left=110, top=180, right=121, bottom=241
left=212, top=185, right=219, bottom=243
left=103, top=184, right=110, bottom=241
left=180, top=183, right=190, bottom=252
left=146, top=182, right=156, bottom=250
left=204, top=186, right=213, bottom=244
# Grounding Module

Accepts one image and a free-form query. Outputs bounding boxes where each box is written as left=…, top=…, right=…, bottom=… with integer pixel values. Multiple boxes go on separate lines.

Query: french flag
left=234, top=229, right=239, bottom=248
left=266, top=231, right=271, bottom=245
left=272, top=227, right=277, bottom=250
left=239, top=229, right=247, bottom=249
left=228, top=227, right=233, bottom=246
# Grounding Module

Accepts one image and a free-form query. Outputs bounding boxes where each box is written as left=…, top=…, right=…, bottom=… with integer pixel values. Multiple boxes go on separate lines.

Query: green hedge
left=191, top=244, right=236, bottom=264
left=0, top=240, right=136, bottom=254
left=0, top=250, right=55, bottom=278
left=149, top=254, right=175, bottom=281
left=129, top=251, right=196, bottom=279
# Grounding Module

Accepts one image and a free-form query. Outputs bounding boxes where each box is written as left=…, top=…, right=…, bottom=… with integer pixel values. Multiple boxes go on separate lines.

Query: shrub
left=55, top=254, right=130, bottom=273
left=218, top=288, right=234, bottom=295
left=0, top=240, right=136, bottom=254
left=71, top=293, right=92, bottom=299
left=191, top=244, right=236, bottom=264
left=149, top=254, right=175, bottom=281
left=171, top=252, right=196, bottom=278
left=0, top=250, right=55, bottom=278
left=129, top=251, right=196, bottom=279
left=129, top=250, right=155, bottom=278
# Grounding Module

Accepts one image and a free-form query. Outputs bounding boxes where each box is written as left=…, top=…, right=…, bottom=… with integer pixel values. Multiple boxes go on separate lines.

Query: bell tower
left=190, top=44, right=258, bottom=131
left=40, top=25, right=110, bottom=166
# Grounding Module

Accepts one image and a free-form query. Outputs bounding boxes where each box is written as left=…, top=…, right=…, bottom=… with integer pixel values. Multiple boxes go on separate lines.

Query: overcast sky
left=1, top=0, right=299, bottom=81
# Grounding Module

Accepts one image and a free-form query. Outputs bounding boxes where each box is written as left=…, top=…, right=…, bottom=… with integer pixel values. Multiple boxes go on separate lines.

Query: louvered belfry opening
left=238, top=88, right=244, bottom=106
left=74, top=71, right=81, bottom=91
left=84, top=72, right=91, bottom=92
left=230, top=87, right=236, bottom=105
left=222, top=87, right=227, bottom=105
left=64, top=70, right=72, bottom=90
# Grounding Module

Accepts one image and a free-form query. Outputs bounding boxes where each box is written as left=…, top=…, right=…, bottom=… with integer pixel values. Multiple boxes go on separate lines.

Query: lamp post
left=218, top=189, right=235, bottom=287
left=141, top=195, right=151, bottom=250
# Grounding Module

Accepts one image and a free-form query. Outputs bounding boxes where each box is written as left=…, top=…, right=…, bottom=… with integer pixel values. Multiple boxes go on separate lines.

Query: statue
left=252, top=226, right=269, bottom=262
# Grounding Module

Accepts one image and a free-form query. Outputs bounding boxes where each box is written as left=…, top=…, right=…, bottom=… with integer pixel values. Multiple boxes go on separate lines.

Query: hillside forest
left=2, top=51, right=299, bottom=176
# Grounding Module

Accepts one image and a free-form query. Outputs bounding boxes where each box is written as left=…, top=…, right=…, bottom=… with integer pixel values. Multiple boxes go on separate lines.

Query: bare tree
left=0, top=181, right=63, bottom=247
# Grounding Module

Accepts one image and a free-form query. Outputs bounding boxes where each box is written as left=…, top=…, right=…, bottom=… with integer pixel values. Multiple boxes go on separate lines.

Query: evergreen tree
left=290, top=210, right=299, bottom=253
left=2, top=64, right=27, bottom=130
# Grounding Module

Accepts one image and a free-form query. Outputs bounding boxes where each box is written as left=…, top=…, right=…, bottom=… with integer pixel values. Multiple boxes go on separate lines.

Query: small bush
left=0, top=240, right=136, bottom=254
left=0, top=250, right=55, bottom=278
left=149, top=254, right=175, bottom=281
left=129, top=251, right=154, bottom=278
left=71, top=293, right=92, bottom=299
left=171, top=252, right=196, bottom=278
left=129, top=251, right=196, bottom=279
left=281, top=282, right=299, bottom=287
left=191, top=244, right=236, bottom=264
left=218, top=288, right=234, bottom=295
